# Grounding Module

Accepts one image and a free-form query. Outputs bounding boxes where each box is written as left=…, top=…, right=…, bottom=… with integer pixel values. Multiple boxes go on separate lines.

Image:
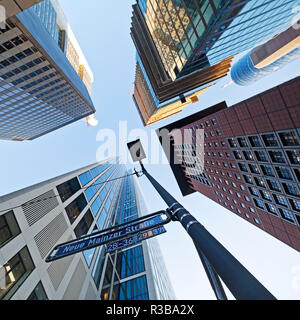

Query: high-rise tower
left=131, top=0, right=298, bottom=126
left=0, top=0, right=94, bottom=141
left=158, top=76, right=300, bottom=252
left=0, top=158, right=174, bottom=300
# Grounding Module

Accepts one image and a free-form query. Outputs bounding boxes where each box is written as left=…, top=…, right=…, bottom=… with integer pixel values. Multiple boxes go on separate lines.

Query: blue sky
left=1, top=0, right=300, bottom=300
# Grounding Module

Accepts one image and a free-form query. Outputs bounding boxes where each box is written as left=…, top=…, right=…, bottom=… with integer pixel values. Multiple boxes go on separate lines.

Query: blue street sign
left=106, top=226, right=166, bottom=253
left=49, top=215, right=165, bottom=261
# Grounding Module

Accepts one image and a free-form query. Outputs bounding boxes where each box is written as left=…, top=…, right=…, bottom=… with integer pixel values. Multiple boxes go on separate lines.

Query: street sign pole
left=138, top=161, right=276, bottom=300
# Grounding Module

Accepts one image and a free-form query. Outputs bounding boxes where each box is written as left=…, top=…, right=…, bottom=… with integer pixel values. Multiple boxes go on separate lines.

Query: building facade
left=131, top=0, right=299, bottom=126
left=158, top=76, right=300, bottom=252
left=231, top=25, right=300, bottom=86
left=0, top=0, right=94, bottom=141
left=0, top=158, right=174, bottom=300
left=131, top=2, right=232, bottom=126
left=182, top=0, right=298, bottom=77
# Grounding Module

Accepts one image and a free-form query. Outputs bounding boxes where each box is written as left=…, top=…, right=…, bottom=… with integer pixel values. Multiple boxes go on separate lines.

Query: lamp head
left=127, top=139, right=146, bottom=163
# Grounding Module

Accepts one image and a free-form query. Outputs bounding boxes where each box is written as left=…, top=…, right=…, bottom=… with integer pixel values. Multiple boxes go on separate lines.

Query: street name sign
left=106, top=226, right=166, bottom=253
left=46, top=213, right=167, bottom=262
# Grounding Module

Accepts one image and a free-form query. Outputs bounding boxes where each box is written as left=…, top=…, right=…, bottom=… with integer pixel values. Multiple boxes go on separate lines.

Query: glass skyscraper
left=0, top=158, right=174, bottom=300
left=184, top=0, right=298, bottom=77
left=0, top=0, right=94, bottom=141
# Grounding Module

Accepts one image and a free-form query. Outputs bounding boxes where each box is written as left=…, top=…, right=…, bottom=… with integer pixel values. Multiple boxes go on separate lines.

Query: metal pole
left=139, top=163, right=276, bottom=300
left=139, top=163, right=227, bottom=300
left=193, top=241, right=228, bottom=300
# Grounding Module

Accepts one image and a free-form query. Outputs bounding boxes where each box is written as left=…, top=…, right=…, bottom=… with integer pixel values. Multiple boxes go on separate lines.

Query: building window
left=237, top=137, right=248, bottom=148
left=269, top=151, right=285, bottom=164
left=228, top=138, right=237, bottom=148
left=245, top=196, right=250, bottom=202
left=249, top=164, right=260, bottom=174
left=290, top=199, right=300, bottom=212
left=276, top=167, right=293, bottom=180
left=74, top=209, right=93, bottom=238
left=262, top=134, right=278, bottom=147
left=255, top=151, right=268, bottom=162
left=65, top=193, right=88, bottom=224
left=254, top=198, right=264, bottom=209
left=254, top=218, right=260, bottom=224
left=0, top=211, right=21, bottom=247
left=27, top=282, right=48, bottom=300
left=97, top=208, right=107, bottom=230
left=294, top=169, right=300, bottom=182
left=283, top=183, right=300, bottom=197
left=92, top=247, right=106, bottom=289
left=274, top=195, right=288, bottom=207
left=249, top=187, right=260, bottom=197
left=0, top=247, right=35, bottom=300
left=85, top=184, right=98, bottom=202
left=250, top=207, right=255, bottom=213
left=243, top=175, right=253, bottom=184
left=279, top=208, right=295, bottom=223
left=216, top=130, right=222, bottom=136
left=261, top=165, right=274, bottom=177
left=116, top=246, right=145, bottom=280
left=211, top=119, right=217, bottom=125
left=78, top=171, right=93, bottom=187
left=265, top=203, right=277, bottom=215
left=286, top=150, right=300, bottom=165
left=233, top=151, right=242, bottom=160
left=239, top=163, right=248, bottom=172
left=279, top=132, right=299, bottom=146
left=118, top=275, right=149, bottom=300
left=57, top=177, right=81, bottom=202
left=267, top=180, right=281, bottom=192
left=261, top=190, right=272, bottom=201
left=249, top=136, right=262, bottom=147
left=244, top=151, right=254, bottom=161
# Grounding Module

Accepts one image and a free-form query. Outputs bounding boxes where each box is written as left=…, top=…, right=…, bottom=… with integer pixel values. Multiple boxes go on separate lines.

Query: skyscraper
left=158, top=76, right=300, bottom=252
left=131, top=2, right=233, bottom=126
left=131, top=0, right=299, bottom=126
left=0, top=0, right=94, bottom=141
left=231, top=25, right=300, bottom=86
left=0, top=158, right=174, bottom=300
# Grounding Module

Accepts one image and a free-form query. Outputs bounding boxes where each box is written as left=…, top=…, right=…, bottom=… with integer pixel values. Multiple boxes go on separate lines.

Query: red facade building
left=158, top=76, right=300, bottom=252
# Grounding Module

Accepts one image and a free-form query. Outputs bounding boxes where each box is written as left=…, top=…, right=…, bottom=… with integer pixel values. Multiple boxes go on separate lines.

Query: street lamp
left=127, top=139, right=276, bottom=300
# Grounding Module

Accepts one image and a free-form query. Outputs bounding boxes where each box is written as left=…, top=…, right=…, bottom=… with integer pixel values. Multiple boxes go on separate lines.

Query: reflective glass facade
left=0, top=158, right=174, bottom=299
left=0, top=2, right=94, bottom=141
left=138, top=0, right=223, bottom=80
left=31, top=0, right=58, bottom=42
left=139, top=0, right=298, bottom=78
left=204, top=0, right=297, bottom=72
